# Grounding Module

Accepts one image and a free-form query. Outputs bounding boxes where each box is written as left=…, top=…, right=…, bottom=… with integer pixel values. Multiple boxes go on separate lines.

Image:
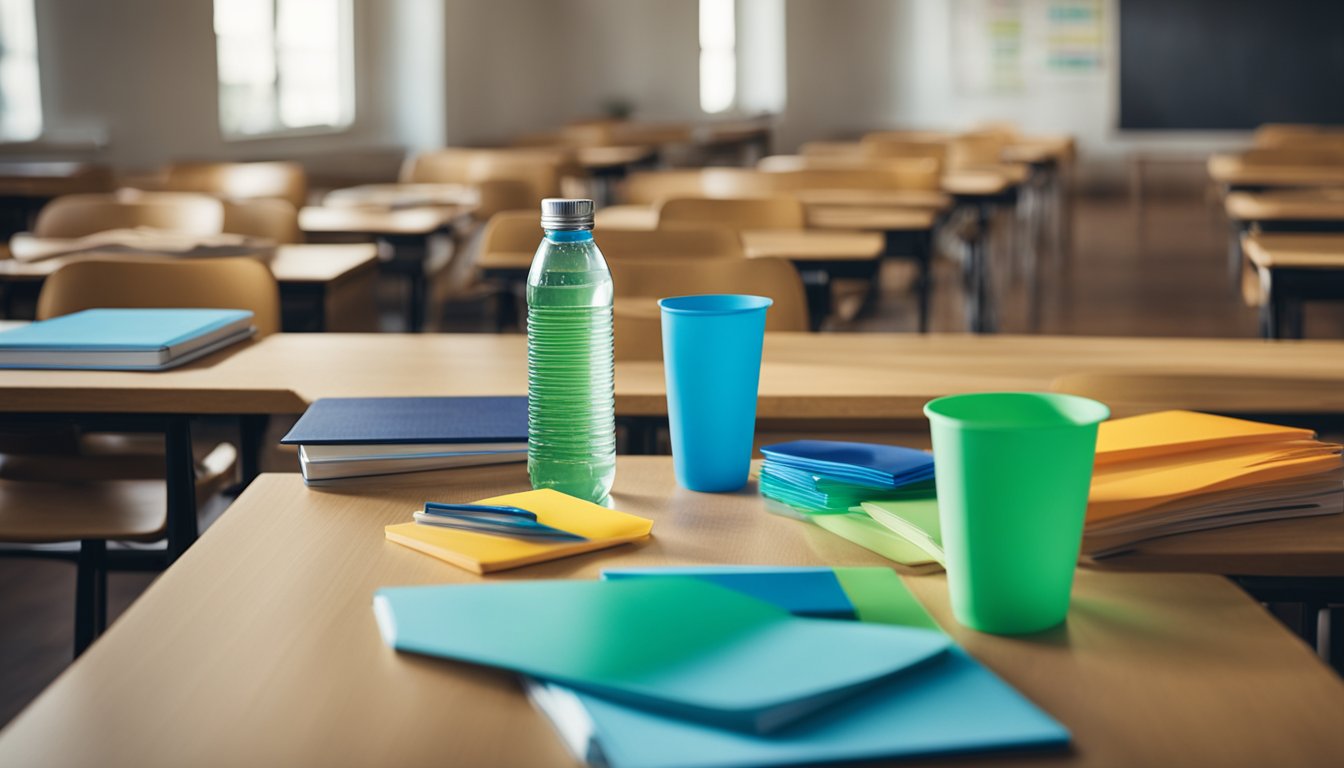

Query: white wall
left=4, top=0, right=1253, bottom=185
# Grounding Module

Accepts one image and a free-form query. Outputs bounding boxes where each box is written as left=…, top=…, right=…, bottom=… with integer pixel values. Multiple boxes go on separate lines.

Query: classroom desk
left=0, top=162, right=110, bottom=238
left=321, top=183, right=479, bottom=210
left=478, top=230, right=886, bottom=331
left=942, top=169, right=1026, bottom=334
left=1208, top=153, right=1344, bottom=191
left=0, top=244, right=379, bottom=333
left=1242, top=233, right=1344, bottom=339
left=1223, top=190, right=1344, bottom=285
left=6, top=332, right=1344, bottom=566
left=0, top=460, right=1340, bottom=767
left=805, top=207, right=942, bottom=332
left=298, top=204, right=475, bottom=332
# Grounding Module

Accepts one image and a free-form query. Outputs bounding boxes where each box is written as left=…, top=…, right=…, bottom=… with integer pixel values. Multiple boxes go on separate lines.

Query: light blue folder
left=373, top=578, right=949, bottom=734
left=531, top=568, right=1070, bottom=768
left=0, top=308, right=254, bottom=370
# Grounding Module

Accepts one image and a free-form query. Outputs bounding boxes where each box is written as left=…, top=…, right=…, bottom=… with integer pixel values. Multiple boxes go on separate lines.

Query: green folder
left=373, top=578, right=950, bottom=734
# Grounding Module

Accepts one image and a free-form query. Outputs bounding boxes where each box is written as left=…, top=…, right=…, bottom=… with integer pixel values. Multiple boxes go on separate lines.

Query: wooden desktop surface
left=1225, top=190, right=1344, bottom=222
left=793, top=188, right=952, bottom=211
left=298, top=205, right=471, bottom=236
left=3, top=333, right=1344, bottom=420
left=806, top=205, right=939, bottom=232
left=1209, top=154, right=1344, bottom=188
left=1244, top=233, right=1344, bottom=270
left=0, top=243, right=377, bottom=285
left=478, top=230, right=885, bottom=271
left=942, top=168, right=1021, bottom=196
left=0, top=460, right=1339, bottom=767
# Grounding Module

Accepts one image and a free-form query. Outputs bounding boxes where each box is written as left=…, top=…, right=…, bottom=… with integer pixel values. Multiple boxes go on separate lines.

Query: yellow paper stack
left=1084, top=411, right=1343, bottom=556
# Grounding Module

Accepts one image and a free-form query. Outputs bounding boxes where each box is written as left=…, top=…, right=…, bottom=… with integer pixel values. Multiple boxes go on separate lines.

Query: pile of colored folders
left=759, top=440, right=936, bottom=515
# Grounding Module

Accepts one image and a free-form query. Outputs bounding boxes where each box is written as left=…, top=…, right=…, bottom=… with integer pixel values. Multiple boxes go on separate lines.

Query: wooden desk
left=321, top=183, right=479, bottom=210
left=1242, top=233, right=1344, bottom=339
left=1223, top=190, right=1344, bottom=286
left=478, top=231, right=885, bottom=331
left=740, top=229, right=886, bottom=330
left=1208, top=153, right=1344, bottom=190
left=594, top=205, right=658, bottom=231
left=1, top=461, right=1339, bottom=767
left=299, top=205, right=475, bottom=332
left=0, top=162, right=111, bottom=240
left=793, top=188, right=952, bottom=211
left=0, top=244, right=379, bottom=333
left=7, top=332, right=1344, bottom=569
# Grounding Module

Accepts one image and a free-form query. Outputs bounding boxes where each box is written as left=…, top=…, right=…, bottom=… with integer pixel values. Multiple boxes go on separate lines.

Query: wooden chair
left=596, top=227, right=744, bottom=260
left=758, top=154, right=942, bottom=187
left=608, top=256, right=808, bottom=360
left=402, top=148, right=577, bottom=211
left=38, top=257, right=282, bottom=335
left=2, top=258, right=280, bottom=653
left=621, top=170, right=710, bottom=205
left=799, top=141, right=867, bottom=157
left=755, top=165, right=943, bottom=192
left=657, top=196, right=806, bottom=231
left=222, top=198, right=302, bottom=244
left=163, top=161, right=309, bottom=209
left=33, top=191, right=224, bottom=238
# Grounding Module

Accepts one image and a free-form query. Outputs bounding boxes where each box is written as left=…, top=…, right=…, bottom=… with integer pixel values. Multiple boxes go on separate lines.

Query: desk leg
left=164, top=416, right=198, bottom=562
left=239, top=414, right=269, bottom=486
left=801, top=269, right=831, bottom=331
left=914, top=229, right=932, bottom=333
left=1229, top=220, right=1249, bottom=289
left=967, top=202, right=996, bottom=334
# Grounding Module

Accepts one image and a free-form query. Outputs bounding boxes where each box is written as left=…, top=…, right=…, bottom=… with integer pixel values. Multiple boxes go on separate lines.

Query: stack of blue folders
left=373, top=568, right=1068, bottom=768
left=759, top=440, right=935, bottom=515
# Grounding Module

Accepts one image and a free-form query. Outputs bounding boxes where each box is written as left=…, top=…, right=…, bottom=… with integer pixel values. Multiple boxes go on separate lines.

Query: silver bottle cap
left=540, top=198, right=595, bottom=231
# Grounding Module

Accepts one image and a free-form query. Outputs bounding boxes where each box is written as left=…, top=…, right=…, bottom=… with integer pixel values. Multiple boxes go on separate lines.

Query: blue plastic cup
left=659, top=294, right=772, bottom=492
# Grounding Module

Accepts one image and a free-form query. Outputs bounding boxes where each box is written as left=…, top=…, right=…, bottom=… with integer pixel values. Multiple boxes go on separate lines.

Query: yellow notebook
left=385, top=488, right=654, bottom=574
left=1093, top=410, right=1315, bottom=466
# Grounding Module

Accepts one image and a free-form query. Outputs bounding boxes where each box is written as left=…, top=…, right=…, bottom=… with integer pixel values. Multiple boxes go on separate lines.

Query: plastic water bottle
left=526, top=198, right=616, bottom=503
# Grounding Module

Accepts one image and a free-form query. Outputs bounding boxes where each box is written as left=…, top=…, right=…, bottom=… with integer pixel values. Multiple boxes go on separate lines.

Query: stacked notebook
left=373, top=569, right=1069, bottom=768
left=281, top=396, right=527, bottom=484
left=791, top=412, right=1343, bottom=564
left=758, top=440, right=935, bottom=514
left=0, top=308, right=255, bottom=370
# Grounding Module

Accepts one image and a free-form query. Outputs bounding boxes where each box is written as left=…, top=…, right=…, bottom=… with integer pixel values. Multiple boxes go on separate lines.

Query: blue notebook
left=530, top=568, right=1069, bottom=768
left=373, top=578, right=950, bottom=734
left=281, top=396, right=527, bottom=445
left=759, top=440, right=934, bottom=489
left=0, top=308, right=254, bottom=370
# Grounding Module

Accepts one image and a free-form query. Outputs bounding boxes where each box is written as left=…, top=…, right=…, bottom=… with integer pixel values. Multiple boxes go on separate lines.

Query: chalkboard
left=1119, top=0, right=1344, bottom=130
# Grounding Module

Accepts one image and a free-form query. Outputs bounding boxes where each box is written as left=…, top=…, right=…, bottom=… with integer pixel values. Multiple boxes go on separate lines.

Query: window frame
left=214, top=0, right=357, bottom=142
left=0, top=0, right=44, bottom=144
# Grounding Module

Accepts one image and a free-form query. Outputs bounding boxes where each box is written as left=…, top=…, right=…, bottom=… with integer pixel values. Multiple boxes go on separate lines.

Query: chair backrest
left=595, top=227, right=744, bottom=260
left=621, top=170, right=711, bottom=205
left=755, top=166, right=942, bottom=192
left=222, top=198, right=302, bottom=243
left=480, top=210, right=541, bottom=257
left=37, top=257, right=282, bottom=337
left=1239, top=147, right=1344, bottom=167
left=657, top=196, right=806, bottom=231
left=861, top=137, right=949, bottom=165
left=164, top=161, right=308, bottom=209
left=945, top=131, right=1010, bottom=169
left=404, top=148, right=575, bottom=209
left=799, top=141, right=866, bottom=157
left=33, top=192, right=225, bottom=239
left=608, top=256, right=808, bottom=360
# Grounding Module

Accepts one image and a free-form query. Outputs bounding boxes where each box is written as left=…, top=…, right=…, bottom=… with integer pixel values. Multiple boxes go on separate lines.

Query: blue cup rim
left=658, top=294, right=774, bottom=316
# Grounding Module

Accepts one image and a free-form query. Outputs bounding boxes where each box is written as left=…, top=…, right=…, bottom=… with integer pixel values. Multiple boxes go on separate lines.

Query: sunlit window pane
left=0, top=0, right=42, bottom=142
left=699, top=0, right=736, bottom=113
left=214, top=0, right=351, bottom=137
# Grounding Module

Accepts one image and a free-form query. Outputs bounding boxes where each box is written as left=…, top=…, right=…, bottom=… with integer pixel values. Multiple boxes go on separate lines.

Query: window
left=699, top=0, right=736, bottom=113
left=0, top=0, right=42, bottom=142
left=213, top=0, right=353, bottom=138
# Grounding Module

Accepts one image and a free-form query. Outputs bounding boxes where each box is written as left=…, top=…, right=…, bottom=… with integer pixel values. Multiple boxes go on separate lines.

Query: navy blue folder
left=280, top=396, right=527, bottom=445
left=759, top=440, right=934, bottom=489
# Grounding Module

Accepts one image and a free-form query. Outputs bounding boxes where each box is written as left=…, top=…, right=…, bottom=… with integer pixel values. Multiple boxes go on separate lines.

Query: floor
left=0, top=192, right=1336, bottom=729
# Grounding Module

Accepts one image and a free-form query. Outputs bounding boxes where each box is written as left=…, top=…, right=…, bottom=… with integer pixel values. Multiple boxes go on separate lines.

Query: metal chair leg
left=74, top=539, right=107, bottom=657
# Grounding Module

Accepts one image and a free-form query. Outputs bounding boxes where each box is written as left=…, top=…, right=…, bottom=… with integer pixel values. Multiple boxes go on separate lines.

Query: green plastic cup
left=924, top=392, right=1109, bottom=635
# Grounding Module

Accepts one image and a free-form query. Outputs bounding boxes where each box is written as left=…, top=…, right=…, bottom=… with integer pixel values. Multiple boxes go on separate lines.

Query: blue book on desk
left=760, top=440, right=934, bottom=490
left=0, top=308, right=254, bottom=370
left=282, top=396, right=528, bottom=482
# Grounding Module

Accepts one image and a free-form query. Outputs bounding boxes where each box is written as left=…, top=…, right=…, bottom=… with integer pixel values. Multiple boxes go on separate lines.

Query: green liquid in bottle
left=526, top=219, right=616, bottom=503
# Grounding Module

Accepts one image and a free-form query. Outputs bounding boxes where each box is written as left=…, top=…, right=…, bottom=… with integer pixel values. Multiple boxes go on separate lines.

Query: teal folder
left=528, top=570, right=1069, bottom=768
left=373, top=578, right=949, bottom=734
left=601, top=566, right=857, bottom=619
